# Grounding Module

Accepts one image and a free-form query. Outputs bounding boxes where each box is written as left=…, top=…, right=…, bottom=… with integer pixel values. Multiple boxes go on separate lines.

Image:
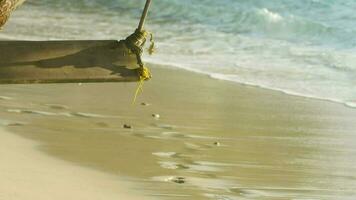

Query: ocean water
left=1, top=0, right=356, bottom=107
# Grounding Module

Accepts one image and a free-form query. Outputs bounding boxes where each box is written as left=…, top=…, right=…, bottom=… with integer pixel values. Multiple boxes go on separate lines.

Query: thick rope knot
left=0, top=0, right=26, bottom=29
left=125, top=29, right=148, bottom=57
left=125, top=28, right=155, bottom=104
left=125, top=28, right=155, bottom=66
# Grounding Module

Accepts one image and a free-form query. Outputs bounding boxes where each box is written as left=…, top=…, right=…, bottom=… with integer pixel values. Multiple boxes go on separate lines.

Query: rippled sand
left=1, top=65, right=356, bottom=199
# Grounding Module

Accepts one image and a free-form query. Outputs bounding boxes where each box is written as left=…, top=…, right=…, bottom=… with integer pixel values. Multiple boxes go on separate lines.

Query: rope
left=124, top=0, right=154, bottom=104
left=0, top=0, right=25, bottom=29
left=125, top=28, right=155, bottom=104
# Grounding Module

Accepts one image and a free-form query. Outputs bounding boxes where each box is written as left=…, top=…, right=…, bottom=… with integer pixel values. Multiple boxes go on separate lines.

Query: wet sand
left=1, top=65, right=356, bottom=199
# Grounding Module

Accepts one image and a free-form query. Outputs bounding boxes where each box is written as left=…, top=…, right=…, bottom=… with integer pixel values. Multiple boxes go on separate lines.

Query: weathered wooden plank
left=0, top=40, right=141, bottom=84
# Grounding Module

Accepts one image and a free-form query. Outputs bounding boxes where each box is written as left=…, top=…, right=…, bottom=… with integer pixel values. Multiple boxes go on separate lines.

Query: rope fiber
left=125, top=0, right=155, bottom=104
left=125, top=28, right=155, bottom=104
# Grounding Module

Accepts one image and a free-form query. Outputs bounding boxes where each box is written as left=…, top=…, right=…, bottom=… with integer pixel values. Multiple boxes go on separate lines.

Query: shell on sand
left=0, top=0, right=25, bottom=28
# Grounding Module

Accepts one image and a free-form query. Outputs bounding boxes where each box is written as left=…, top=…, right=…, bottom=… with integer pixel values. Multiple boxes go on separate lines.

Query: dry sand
left=0, top=127, right=152, bottom=200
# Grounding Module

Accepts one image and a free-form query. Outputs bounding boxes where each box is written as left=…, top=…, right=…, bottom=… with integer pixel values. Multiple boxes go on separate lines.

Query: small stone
left=213, top=142, right=221, bottom=146
left=152, top=114, right=160, bottom=119
left=141, top=102, right=150, bottom=106
left=123, top=124, right=132, bottom=129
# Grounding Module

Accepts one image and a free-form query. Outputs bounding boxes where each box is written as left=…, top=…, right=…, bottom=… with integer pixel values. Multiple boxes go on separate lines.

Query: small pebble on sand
left=141, top=102, right=151, bottom=106
left=213, top=142, right=221, bottom=146
left=152, top=114, right=160, bottom=119
left=123, top=124, right=132, bottom=129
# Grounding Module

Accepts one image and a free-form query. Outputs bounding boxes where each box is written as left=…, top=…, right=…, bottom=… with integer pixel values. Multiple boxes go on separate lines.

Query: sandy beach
left=0, top=64, right=356, bottom=199
left=1, top=0, right=356, bottom=199
left=0, top=126, right=155, bottom=200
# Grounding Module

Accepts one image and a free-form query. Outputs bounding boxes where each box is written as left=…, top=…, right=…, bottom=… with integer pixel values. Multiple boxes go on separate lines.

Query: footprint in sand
left=0, top=96, right=13, bottom=100
left=152, top=151, right=195, bottom=160
left=7, top=109, right=72, bottom=117
left=161, top=131, right=188, bottom=139
left=7, top=122, right=25, bottom=127
left=0, top=120, right=25, bottom=127
left=153, top=151, right=223, bottom=175
left=153, top=176, right=238, bottom=192
left=45, top=104, right=69, bottom=110
left=96, top=122, right=110, bottom=128
left=158, top=161, right=189, bottom=170
left=184, top=142, right=216, bottom=151
left=152, top=176, right=187, bottom=184
left=70, top=112, right=119, bottom=119
left=152, top=152, right=190, bottom=172
left=229, top=188, right=266, bottom=198
left=143, top=131, right=189, bottom=140
left=203, top=194, right=235, bottom=200
left=160, top=161, right=223, bottom=173
left=152, top=123, right=176, bottom=130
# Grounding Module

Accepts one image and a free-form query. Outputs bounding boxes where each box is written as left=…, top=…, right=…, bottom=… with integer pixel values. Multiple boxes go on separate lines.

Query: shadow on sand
left=0, top=40, right=140, bottom=83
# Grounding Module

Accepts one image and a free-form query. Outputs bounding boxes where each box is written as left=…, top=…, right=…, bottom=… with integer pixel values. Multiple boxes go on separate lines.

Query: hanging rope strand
left=124, top=0, right=154, bottom=104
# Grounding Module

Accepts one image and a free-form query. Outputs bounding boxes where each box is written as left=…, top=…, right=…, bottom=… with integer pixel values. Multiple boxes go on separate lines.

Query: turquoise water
left=1, top=0, right=356, bottom=107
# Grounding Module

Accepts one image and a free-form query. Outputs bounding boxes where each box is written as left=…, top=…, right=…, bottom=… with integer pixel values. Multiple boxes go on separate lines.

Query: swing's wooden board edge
left=0, top=77, right=139, bottom=84
left=0, top=40, right=141, bottom=84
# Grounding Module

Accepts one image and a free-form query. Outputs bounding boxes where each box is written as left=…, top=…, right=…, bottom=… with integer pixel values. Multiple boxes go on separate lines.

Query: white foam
left=345, top=101, right=356, bottom=108
left=259, top=8, right=283, bottom=22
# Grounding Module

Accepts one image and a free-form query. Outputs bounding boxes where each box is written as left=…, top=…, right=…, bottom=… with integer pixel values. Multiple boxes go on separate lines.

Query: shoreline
left=0, top=37, right=353, bottom=108
left=0, top=126, right=154, bottom=200
left=146, top=61, right=356, bottom=110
